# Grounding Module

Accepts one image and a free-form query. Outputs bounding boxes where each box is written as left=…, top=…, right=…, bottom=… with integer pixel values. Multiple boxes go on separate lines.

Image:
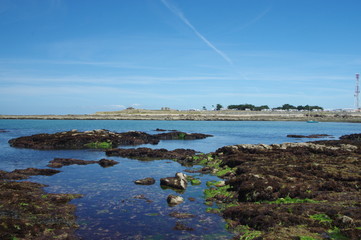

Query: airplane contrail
left=161, top=0, right=233, bottom=65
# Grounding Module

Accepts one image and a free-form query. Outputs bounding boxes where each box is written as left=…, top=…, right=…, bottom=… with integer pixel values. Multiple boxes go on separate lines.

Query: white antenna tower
left=356, top=73, right=360, bottom=110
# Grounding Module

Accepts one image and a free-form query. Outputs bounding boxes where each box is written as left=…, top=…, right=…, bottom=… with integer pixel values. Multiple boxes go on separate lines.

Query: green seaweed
left=84, top=141, right=113, bottom=149
left=310, top=213, right=333, bottom=224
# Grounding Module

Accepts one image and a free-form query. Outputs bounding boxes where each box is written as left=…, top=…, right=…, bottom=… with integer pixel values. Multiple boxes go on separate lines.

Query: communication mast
left=356, top=73, right=360, bottom=110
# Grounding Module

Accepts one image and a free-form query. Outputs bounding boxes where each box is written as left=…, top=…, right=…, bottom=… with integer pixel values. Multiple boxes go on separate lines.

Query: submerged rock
left=160, top=172, right=188, bottom=190
left=169, top=211, right=195, bottom=219
left=173, top=222, right=194, bottom=231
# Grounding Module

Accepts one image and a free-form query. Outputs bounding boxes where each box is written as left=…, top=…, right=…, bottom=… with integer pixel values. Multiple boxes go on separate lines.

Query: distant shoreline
left=1, top=110, right=361, bottom=122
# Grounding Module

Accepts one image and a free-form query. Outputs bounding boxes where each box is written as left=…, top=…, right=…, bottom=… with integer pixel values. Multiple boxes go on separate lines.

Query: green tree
left=216, top=104, right=223, bottom=111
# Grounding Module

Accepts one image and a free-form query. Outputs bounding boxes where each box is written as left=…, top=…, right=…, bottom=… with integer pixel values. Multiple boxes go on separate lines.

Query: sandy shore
left=1, top=110, right=361, bottom=122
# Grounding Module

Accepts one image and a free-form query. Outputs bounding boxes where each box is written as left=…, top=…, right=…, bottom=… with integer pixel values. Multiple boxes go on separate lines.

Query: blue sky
left=1, top=0, right=361, bottom=114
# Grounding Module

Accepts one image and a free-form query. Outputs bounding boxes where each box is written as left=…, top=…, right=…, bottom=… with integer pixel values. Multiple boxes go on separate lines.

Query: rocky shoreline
left=2, top=129, right=361, bottom=239
left=1, top=110, right=361, bottom=122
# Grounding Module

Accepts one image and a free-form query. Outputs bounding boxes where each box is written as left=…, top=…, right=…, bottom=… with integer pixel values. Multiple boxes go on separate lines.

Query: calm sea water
left=0, top=120, right=360, bottom=239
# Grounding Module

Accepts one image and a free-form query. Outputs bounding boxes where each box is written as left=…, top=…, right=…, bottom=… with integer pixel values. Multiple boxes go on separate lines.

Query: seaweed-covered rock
left=8, top=130, right=159, bottom=150
left=0, top=170, right=81, bottom=239
left=9, top=129, right=212, bottom=150
left=210, top=134, right=361, bottom=239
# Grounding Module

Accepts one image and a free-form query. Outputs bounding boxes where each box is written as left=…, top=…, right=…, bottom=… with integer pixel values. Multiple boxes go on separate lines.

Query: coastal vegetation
left=226, top=103, right=323, bottom=111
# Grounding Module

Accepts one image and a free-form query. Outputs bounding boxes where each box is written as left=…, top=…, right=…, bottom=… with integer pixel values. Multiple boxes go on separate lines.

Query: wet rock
left=48, top=158, right=119, bottom=168
left=134, top=177, right=156, bottom=185
left=106, top=147, right=197, bottom=161
left=98, top=158, right=119, bottom=168
left=167, top=195, right=184, bottom=206
left=160, top=172, right=188, bottom=190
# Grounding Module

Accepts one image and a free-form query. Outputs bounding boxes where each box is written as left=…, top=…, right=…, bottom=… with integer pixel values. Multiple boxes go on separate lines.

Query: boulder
left=160, top=172, right=188, bottom=190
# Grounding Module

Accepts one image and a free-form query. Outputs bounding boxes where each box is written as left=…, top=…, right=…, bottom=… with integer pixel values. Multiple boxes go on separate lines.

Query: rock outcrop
left=208, top=133, right=361, bottom=239
left=9, top=130, right=212, bottom=150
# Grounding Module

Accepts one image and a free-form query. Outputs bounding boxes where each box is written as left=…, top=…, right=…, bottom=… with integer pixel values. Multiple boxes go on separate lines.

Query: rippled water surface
left=0, top=120, right=360, bottom=239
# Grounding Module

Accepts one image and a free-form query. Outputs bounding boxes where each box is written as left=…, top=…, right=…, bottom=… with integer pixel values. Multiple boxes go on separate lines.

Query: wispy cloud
left=161, top=0, right=233, bottom=65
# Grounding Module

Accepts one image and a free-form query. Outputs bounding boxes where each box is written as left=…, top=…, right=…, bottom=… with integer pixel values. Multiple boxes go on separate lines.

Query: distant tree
left=216, top=104, right=223, bottom=111
left=276, top=104, right=323, bottom=111
left=227, top=104, right=268, bottom=111
left=254, top=105, right=270, bottom=111
left=202, top=106, right=207, bottom=111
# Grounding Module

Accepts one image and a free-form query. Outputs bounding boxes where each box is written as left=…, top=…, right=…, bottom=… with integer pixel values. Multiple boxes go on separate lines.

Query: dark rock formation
left=8, top=129, right=159, bottom=150
left=9, top=129, right=212, bottom=150
left=133, top=177, right=156, bottom=185
left=160, top=172, right=188, bottom=190
left=98, top=159, right=119, bottom=168
left=48, top=158, right=119, bottom=168
left=106, top=147, right=197, bottom=161
left=340, top=133, right=361, bottom=141
left=287, top=134, right=332, bottom=138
